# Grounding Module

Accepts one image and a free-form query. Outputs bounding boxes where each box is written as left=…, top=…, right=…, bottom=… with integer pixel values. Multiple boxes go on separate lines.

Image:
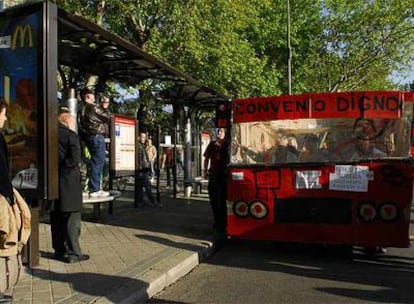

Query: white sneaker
left=89, top=191, right=101, bottom=198
left=98, top=190, right=110, bottom=197
left=89, top=190, right=110, bottom=198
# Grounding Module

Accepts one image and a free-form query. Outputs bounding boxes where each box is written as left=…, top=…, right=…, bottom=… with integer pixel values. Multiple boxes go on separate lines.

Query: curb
left=94, top=239, right=215, bottom=304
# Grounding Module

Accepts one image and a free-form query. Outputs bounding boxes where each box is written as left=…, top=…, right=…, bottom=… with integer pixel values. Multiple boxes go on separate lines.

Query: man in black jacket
left=52, top=107, right=89, bottom=263
left=137, top=131, right=161, bottom=207
left=78, top=88, right=110, bottom=197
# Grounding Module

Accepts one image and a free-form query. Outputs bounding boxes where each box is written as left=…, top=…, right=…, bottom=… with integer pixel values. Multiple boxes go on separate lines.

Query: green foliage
left=46, top=0, right=414, bottom=99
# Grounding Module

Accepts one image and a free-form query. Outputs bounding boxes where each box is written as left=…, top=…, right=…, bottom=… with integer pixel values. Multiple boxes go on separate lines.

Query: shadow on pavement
left=81, top=194, right=214, bottom=240
left=207, top=240, right=414, bottom=303
left=31, top=268, right=149, bottom=303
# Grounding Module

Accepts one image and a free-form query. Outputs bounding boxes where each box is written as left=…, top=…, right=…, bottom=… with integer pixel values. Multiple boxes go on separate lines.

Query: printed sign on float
left=329, top=165, right=373, bottom=192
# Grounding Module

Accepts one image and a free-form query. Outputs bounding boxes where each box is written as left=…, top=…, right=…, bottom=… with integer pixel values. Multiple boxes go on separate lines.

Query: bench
left=82, top=190, right=122, bottom=215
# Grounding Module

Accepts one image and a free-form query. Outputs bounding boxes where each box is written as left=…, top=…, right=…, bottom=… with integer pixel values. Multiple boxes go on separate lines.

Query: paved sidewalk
left=9, top=189, right=414, bottom=304
left=12, top=191, right=216, bottom=304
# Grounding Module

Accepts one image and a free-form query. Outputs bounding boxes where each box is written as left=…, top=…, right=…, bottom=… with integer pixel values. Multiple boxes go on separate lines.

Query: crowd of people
left=240, top=123, right=391, bottom=165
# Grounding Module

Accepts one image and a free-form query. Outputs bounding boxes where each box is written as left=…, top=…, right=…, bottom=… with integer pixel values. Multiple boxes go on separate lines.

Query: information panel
left=111, top=115, right=137, bottom=176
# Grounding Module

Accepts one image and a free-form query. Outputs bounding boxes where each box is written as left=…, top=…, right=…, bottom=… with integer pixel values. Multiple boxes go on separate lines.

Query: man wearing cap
left=78, top=88, right=110, bottom=197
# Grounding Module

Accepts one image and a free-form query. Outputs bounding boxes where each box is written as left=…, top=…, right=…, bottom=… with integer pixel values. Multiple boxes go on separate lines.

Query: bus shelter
left=0, top=1, right=228, bottom=267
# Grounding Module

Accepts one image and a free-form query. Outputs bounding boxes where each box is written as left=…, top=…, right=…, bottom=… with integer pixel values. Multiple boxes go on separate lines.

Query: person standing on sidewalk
left=203, top=128, right=229, bottom=234
left=161, top=147, right=174, bottom=188
left=137, top=131, right=161, bottom=207
left=98, top=94, right=111, bottom=189
left=51, top=107, right=90, bottom=263
left=78, top=87, right=110, bottom=198
left=146, top=137, right=157, bottom=182
left=0, top=98, right=31, bottom=304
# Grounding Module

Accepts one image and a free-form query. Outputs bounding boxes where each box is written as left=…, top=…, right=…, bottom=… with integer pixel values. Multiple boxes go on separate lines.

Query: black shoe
left=0, top=295, right=12, bottom=304
left=144, top=202, right=157, bottom=208
left=68, top=254, right=90, bottom=263
left=154, top=201, right=163, bottom=208
left=65, top=254, right=91, bottom=264
left=54, top=252, right=70, bottom=262
left=363, top=246, right=387, bottom=255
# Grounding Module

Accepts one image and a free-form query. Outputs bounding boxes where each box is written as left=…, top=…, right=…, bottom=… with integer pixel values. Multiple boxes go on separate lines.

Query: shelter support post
left=184, top=114, right=192, bottom=198
left=27, top=206, right=40, bottom=268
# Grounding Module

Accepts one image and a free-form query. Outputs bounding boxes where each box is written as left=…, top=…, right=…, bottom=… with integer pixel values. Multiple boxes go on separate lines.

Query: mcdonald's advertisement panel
left=0, top=8, right=41, bottom=193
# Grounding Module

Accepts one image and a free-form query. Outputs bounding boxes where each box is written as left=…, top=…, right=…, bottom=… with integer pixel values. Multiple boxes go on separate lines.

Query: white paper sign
left=329, top=165, right=373, bottom=192
left=12, top=167, right=38, bottom=189
left=0, top=35, right=11, bottom=49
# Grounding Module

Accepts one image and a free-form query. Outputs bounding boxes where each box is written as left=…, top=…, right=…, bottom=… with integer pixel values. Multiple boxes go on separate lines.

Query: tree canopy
left=50, top=0, right=413, bottom=101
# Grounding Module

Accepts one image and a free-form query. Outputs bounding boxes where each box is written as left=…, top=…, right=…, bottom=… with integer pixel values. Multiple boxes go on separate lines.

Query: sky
left=390, top=61, right=414, bottom=85
left=392, top=72, right=414, bottom=85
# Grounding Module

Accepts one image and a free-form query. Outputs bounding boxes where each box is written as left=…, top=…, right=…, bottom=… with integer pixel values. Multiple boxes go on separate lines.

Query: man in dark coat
left=51, top=107, right=89, bottom=263
left=137, top=131, right=161, bottom=207
left=203, top=128, right=229, bottom=234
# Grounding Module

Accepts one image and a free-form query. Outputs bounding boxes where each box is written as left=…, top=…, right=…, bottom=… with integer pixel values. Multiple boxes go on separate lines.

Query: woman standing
left=146, top=137, right=157, bottom=181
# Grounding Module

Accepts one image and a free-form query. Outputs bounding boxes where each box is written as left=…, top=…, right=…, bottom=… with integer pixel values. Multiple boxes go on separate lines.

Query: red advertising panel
left=233, top=91, right=404, bottom=123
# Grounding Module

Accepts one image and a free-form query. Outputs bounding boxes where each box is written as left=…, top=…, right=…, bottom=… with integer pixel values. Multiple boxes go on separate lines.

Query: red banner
left=233, top=91, right=406, bottom=123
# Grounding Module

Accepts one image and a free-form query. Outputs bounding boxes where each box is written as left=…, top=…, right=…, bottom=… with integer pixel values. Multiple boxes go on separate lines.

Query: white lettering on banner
left=329, top=165, right=373, bottom=192
left=0, top=35, right=11, bottom=48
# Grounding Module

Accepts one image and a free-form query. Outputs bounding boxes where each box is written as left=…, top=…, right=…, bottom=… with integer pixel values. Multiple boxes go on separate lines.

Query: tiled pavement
left=9, top=188, right=414, bottom=304
left=12, top=190, right=215, bottom=304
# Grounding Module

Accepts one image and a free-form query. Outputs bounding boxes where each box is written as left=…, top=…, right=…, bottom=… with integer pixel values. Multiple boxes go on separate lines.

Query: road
left=149, top=240, right=414, bottom=304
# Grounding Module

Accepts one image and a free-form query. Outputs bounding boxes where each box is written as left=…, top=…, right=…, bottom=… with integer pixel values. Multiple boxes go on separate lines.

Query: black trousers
left=208, top=173, right=227, bottom=231
left=50, top=211, right=82, bottom=257
left=165, top=166, right=173, bottom=186
left=137, top=169, right=155, bottom=205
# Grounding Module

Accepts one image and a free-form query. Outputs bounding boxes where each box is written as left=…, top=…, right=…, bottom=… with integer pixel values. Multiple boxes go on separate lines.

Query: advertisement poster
left=0, top=10, right=40, bottom=189
left=113, top=115, right=136, bottom=174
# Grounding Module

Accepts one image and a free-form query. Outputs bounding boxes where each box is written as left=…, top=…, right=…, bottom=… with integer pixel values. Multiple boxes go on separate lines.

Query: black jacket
left=137, top=141, right=151, bottom=171
left=57, top=123, right=83, bottom=212
left=78, top=102, right=110, bottom=137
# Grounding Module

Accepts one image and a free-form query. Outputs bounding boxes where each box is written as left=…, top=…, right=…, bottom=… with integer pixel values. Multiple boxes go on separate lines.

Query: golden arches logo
left=11, top=25, right=33, bottom=50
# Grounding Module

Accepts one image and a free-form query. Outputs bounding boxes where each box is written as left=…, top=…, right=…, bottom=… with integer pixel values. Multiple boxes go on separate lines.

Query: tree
left=38, top=0, right=414, bottom=98
left=313, top=0, right=414, bottom=92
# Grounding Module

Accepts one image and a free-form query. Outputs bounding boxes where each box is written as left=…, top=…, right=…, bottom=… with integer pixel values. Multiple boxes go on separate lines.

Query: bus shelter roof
left=57, top=7, right=229, bottom=109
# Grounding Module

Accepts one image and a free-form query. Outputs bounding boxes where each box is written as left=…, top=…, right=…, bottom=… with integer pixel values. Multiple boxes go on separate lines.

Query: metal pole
left=287, top=0, right=292, bottom=95
left=184, top=114, right=192, bottom=198
left=65, top=88, right=78, bottom=132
